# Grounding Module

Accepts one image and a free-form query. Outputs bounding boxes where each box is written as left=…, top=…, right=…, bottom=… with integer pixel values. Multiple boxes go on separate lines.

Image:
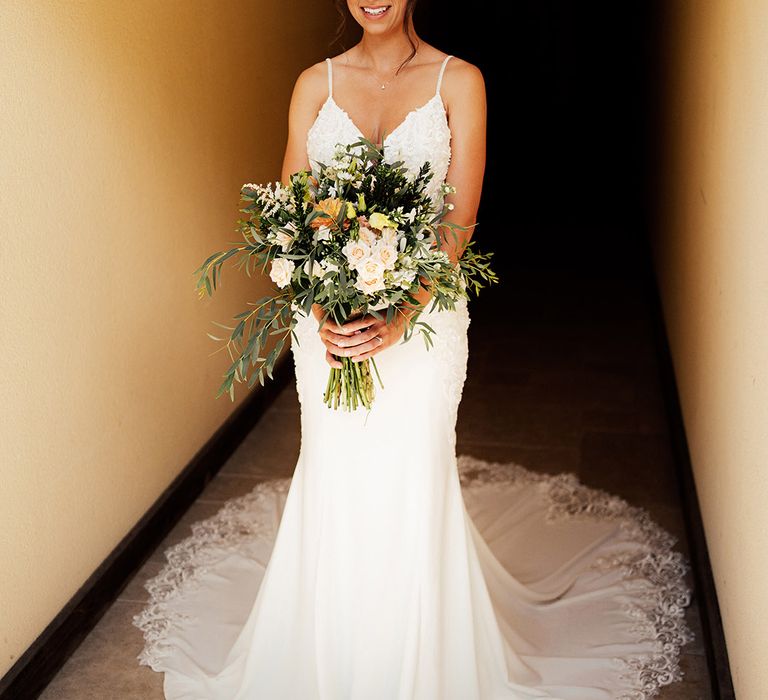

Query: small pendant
left=380, top=84, right=386, bottom=90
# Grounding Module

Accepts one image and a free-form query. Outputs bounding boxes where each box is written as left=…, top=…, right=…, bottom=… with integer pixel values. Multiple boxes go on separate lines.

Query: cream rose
left=354, top=257, right=386, bottom=294
left=342, top=239, right=370, bottom=270
left=269, top=257, right=295, bottom=288
left=373, top=241, right=398, bottom=270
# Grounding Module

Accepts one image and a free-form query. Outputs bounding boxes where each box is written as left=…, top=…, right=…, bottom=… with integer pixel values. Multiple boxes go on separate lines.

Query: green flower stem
left=360, top=361, right=372, bottom=406
left=353, top=360, right=369, bottom=410
left=357, top=370, right=364, bottom=407
left=355, top=362, right=364, bottom=409
left=370, top=357, right=384, bottom=390
left=344, top=359, right=351, bottom=410
left=323, top=355, right=381, bottom=411
left=323, top=366, right=335, bottom=405
left=318, top=317, right=395, bottom=412
left=348, top=360, right=356, bottom=411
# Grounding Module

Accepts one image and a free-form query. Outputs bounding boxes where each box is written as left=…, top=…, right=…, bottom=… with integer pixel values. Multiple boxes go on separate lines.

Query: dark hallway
left=3, top=1, right=741, bottom=698
left=414, top=0, right=661, bottom=274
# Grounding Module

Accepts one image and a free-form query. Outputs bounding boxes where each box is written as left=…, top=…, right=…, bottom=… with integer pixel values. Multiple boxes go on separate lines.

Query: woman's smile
left=361, top=5, right=392, bottom=20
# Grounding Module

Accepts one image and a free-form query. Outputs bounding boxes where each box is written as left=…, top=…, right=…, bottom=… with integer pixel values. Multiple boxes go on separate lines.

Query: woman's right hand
left=312, top=303, right=381, bottom=369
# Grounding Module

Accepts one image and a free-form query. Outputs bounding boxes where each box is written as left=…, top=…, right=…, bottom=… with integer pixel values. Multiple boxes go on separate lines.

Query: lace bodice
left=306, top=55, right=453, bottom=209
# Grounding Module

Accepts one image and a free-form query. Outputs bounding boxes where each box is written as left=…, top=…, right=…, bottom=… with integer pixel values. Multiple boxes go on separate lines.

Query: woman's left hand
left=336, top=310, right=411, bottom=363
left=344, top=283, right=431, bottom=361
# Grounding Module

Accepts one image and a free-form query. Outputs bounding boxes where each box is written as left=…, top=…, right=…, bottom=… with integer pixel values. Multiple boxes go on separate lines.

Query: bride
left=133, top=2, right=695, bottom=698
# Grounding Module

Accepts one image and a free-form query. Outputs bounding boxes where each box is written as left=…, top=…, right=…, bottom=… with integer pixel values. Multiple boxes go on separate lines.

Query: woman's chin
left=358, top=22, right=394, bottom=35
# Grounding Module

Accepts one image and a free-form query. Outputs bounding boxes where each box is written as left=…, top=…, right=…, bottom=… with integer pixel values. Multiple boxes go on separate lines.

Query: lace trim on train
left=131, top=478, right=292, bottom=670
left=457, top=455, right=696, bottom=700
left=132, top=455, right=694, bottom=698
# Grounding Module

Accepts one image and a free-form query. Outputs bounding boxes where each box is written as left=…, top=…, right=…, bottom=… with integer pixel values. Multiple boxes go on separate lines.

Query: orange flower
left=310, top=197, right=343, bottom=230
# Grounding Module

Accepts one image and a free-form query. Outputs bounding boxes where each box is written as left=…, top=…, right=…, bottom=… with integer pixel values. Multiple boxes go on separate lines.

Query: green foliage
left=193, top=137, right=498, bottom=406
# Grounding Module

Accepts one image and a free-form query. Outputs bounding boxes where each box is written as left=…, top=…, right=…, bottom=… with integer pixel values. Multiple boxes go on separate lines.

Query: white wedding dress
left=132, top=55, right=695, bottom=699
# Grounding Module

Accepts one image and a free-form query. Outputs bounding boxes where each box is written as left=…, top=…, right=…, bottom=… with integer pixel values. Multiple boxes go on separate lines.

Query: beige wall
left=653, top=2, right=768, bottom=697
left=0, top=0, right=339, bottom=678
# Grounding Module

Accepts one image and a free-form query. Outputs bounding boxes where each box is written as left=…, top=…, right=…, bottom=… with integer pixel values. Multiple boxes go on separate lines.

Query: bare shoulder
left=441, top=55, right=486, bottom=98
left=291, top=59, right=330, bottom=106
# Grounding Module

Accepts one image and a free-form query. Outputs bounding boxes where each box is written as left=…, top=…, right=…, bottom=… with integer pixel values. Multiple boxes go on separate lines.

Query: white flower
left=302, top=259, right=324, bottom=279
left=354, top=257, right=386, bottom=294
left=314, top=224, right=332, bottom=243
left=373, top=240, right=398, bottom=270
left=380, top=226, right=399, bottom=245
left=322, top=259, right=340, bottom=273
left=273, top=228, right=293, bottom=252
left=389, top=254, right=418, bottom=288
left=357, top=225, right=377, bottom=246
left=342, top=239, right=371, bottom=270
left=269, top=257, right=295, bottom=288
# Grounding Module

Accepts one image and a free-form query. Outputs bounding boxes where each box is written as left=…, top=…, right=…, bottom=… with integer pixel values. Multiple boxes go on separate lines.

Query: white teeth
left=363, top=6, right=389, bottom=15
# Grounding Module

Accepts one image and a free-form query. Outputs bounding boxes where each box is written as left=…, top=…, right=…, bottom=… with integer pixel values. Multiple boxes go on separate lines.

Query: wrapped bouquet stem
left=194, top=137, right=497, bottom=411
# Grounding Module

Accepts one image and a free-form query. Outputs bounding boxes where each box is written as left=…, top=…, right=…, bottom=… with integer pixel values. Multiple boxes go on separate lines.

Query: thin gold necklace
left=373, top=49, right=419, bottom=90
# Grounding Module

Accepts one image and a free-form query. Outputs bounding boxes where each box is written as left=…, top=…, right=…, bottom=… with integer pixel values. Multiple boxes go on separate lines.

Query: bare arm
left=437, top=60, right=487, bottom=263
left=393, top=60, right=487, bottom=326
left=281, top=63, right=327, bottom=183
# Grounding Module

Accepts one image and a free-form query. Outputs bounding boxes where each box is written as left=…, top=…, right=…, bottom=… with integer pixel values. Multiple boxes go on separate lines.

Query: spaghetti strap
left=435, top=55, right=453, bottom=96
left=325, top=57, right=333, bottom=99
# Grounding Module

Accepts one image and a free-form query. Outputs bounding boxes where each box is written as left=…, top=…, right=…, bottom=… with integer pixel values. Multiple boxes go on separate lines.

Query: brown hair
left=331, top=1, right=420, bottom=74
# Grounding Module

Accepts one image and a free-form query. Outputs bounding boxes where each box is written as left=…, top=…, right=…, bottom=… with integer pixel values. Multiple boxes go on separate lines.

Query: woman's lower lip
left=361, top=6, right=391, bottom=20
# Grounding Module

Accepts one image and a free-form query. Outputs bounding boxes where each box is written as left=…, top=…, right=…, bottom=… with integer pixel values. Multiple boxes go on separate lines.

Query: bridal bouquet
left=194, top=138, right=496, bottom=410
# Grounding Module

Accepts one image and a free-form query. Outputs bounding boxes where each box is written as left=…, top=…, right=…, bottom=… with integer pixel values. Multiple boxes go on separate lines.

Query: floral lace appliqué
left=457, top=455, right=696, bottom=700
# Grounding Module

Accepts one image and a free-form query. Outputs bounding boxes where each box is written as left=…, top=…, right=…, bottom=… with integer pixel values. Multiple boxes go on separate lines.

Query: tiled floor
left=39, top=268, right=712, bottom=698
